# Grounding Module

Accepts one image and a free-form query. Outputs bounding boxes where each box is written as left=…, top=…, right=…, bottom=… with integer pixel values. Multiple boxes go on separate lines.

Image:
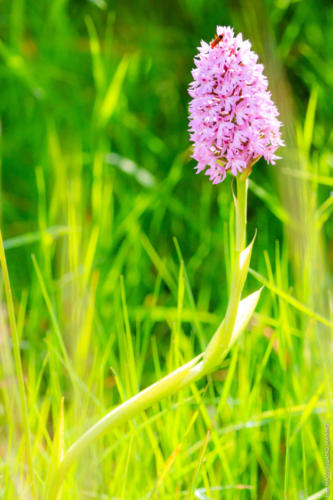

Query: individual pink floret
left=188, top=26, right=284, bottom=184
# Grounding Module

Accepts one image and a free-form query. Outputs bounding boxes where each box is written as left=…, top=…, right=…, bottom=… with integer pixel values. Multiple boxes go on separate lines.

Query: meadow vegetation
left=0, top=0, right=332, bottom=498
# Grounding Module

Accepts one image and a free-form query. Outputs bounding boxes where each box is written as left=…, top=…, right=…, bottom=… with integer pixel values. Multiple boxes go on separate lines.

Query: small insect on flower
left=210, top=33, right=224, bottom=48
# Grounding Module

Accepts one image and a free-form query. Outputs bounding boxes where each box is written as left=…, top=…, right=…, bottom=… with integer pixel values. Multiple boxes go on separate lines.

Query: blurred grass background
left=0, top=0, right=332, bottom=498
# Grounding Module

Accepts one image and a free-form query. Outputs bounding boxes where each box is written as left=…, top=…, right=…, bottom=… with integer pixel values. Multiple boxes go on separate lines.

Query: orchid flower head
left=188, top=26, right=284, bottom=184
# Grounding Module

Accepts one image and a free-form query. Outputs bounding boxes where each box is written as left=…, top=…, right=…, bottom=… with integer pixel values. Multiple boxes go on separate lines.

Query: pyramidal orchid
left=189, top=26, right=284, bottom=183
left=46, top=28, right=283, bottom=500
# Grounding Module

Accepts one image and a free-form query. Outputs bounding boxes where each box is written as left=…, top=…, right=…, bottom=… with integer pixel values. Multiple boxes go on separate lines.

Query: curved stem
left=46, top=355, right=204, bottom=499
left=47, top=176, right=250, bottom=500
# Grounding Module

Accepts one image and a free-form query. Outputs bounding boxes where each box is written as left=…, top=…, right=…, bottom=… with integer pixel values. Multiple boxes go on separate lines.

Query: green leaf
left=98, top=56, right=130, bottom=128
left=203, top=233, right=257, bottom=371
left=238, top=232, right=256, bottom=292
left=44, top=397, right=65, bottom=500
left=228, top=287, right=263, bottom=350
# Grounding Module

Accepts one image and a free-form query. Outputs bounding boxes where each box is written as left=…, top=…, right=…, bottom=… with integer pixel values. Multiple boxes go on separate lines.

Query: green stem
left=226, top=176, right=248, bottom=339
left=235, top=175, right=248, bottom=252
left=202, top=176, right=248, bottom=371
left=46, top=355, right=204, bottom=499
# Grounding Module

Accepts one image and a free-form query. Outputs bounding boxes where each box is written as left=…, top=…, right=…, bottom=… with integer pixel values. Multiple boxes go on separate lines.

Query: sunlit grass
left=0, top=1, right=332, bottom=499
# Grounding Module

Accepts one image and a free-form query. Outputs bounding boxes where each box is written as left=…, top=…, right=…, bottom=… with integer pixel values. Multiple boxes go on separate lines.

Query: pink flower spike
left=188, top=26, right=284, bottom=184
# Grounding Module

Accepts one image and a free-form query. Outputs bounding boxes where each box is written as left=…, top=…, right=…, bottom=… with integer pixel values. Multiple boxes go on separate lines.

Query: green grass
left=0, top=0, right=332, bottom=498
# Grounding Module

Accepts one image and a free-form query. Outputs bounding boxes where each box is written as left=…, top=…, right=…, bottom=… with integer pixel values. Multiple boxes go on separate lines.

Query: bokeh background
left=0, top=0, right=332, bottom=499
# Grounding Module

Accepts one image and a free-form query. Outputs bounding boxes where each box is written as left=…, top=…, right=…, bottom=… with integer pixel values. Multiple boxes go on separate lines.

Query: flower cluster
left=188, top=26, right=284, bottom=184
